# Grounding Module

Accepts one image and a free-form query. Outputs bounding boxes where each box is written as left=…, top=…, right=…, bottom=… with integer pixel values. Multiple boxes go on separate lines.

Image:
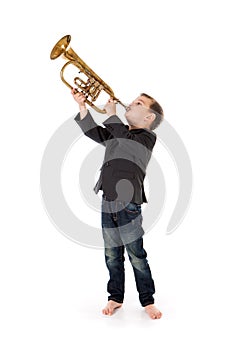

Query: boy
left=73, top=90, right=163, bottom=319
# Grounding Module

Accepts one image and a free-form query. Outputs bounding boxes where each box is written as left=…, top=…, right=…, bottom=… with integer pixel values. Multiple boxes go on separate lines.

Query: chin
left=125, top=114, right=131, bottom=122
left=126, top=121, right=133, bottom=127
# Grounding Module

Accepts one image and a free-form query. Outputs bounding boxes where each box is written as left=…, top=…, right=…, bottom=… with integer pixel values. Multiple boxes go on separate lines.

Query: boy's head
left=125, top=93, right=164, bottom=130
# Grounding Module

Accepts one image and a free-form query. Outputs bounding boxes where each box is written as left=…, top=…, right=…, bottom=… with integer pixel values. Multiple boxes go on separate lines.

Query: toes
left=102, top=308, right=108, bottom=315
left=102, top=302, right=123, bottom=316
left=145, top=305, right=162, bottom=319
left=102, top=307, right=113, bottom=316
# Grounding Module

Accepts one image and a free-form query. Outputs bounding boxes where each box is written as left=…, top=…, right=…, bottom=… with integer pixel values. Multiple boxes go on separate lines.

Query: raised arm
left=72, top=90, right=112, bottom=145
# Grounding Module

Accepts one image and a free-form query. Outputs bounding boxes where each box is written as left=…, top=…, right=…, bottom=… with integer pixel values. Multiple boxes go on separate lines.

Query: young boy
left=73, top=90, right=164, bottom=319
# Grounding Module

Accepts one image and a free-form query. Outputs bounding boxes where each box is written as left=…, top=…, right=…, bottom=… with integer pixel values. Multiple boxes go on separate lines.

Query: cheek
left=125, top=111, right=131, bottom=119
left=132, top=111, right=141, bottom=121
left=126, top=110, right=134, bottom=118
left=126, top=110, right=141, bottom=122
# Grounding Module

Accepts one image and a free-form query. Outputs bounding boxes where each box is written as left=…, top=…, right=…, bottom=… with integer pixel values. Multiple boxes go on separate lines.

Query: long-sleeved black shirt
left=74, top=111, right=156, bottom=204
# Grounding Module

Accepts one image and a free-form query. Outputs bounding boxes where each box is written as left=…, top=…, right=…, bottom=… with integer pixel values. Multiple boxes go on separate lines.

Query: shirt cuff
left=74, top=110, right=98, bottom=133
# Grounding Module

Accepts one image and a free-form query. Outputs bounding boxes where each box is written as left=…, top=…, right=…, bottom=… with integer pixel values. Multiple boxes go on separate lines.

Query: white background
left=1, top=0, right=233, bottom=349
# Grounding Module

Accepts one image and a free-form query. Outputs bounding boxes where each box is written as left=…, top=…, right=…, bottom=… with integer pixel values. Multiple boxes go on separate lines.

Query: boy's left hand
left=104, top=98, right=117, bottom=116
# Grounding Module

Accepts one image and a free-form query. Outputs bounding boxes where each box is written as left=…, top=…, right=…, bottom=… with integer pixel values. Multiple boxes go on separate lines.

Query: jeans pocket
left=124, top=202, right=141, bottom=214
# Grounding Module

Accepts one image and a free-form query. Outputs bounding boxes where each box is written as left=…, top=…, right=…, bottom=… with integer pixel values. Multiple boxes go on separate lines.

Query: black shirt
left=74, top=111, right=156, bottom=204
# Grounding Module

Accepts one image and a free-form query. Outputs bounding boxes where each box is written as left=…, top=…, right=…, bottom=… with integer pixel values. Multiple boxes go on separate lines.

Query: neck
left=129, top=125, right=149, bottom=130
left=129, top=124, right=142, bottom=130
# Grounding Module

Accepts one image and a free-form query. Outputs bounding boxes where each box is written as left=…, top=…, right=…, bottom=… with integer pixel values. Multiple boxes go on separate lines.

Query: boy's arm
left=74, top=111, right=112, bottom=144
left=72, top=89, right=112, bottom=145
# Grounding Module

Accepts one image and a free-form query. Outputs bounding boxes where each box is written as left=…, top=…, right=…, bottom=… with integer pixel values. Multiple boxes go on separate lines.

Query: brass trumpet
left=50, top=35, right=126, bottom=114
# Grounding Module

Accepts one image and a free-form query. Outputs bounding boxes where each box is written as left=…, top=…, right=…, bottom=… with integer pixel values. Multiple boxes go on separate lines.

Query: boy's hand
left=71, top=89, right=86, bottom=111
left=104, top=98, right=117, bottom=116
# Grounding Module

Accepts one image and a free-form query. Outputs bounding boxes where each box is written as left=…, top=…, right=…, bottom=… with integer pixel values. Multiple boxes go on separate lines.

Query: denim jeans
left=101, top=197, right=155, bottom=307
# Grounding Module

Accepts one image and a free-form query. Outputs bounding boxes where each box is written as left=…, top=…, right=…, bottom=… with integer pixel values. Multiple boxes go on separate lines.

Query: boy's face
left=124, top=95, right=153, bottom=127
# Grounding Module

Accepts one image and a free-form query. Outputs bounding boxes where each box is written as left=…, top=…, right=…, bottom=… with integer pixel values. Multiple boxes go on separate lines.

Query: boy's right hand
left=71, top=89, right=86, bottom=110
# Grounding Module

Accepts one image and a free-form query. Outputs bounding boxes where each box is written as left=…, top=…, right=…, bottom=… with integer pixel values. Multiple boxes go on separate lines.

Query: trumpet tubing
left=50, top=35, right=126, bottom=114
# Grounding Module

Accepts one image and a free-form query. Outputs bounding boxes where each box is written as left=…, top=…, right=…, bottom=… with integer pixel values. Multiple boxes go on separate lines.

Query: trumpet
left=50, top=35, right=126, bottom=114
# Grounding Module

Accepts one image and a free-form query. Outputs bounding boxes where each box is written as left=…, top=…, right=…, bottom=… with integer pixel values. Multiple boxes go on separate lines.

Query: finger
left=72, top=88, right=79, bottom=96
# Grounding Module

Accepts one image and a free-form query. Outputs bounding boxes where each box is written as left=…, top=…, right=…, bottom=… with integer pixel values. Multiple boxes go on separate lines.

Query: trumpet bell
left=50, top=35, right=71, bottom=60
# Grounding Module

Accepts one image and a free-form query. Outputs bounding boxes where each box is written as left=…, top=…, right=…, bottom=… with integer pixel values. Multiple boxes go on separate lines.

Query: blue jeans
left=101, top=197, right=155, bottom=307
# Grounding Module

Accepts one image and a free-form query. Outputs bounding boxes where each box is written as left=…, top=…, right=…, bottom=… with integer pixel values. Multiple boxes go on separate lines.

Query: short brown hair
left=140, top=93, right=164, bottom=130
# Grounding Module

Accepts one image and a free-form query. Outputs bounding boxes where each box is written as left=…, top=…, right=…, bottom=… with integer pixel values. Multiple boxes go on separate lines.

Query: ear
left=145, top=113, right=156, bottom=122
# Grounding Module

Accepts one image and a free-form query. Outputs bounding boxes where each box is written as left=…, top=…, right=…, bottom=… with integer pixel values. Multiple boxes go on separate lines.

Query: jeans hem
left=141, top=300, right=154, bottom=307
left=108, top=297, right=124, bottom=304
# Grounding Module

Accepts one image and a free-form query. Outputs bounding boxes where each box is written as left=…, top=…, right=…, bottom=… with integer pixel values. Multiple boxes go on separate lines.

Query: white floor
left=1, top=216, right=232, bottom=350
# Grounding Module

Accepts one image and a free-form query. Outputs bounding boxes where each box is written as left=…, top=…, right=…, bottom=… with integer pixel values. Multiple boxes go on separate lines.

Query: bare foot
left=144, top=304, right=162, bottom=319
left=102, top=300, right=122, bottom=316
